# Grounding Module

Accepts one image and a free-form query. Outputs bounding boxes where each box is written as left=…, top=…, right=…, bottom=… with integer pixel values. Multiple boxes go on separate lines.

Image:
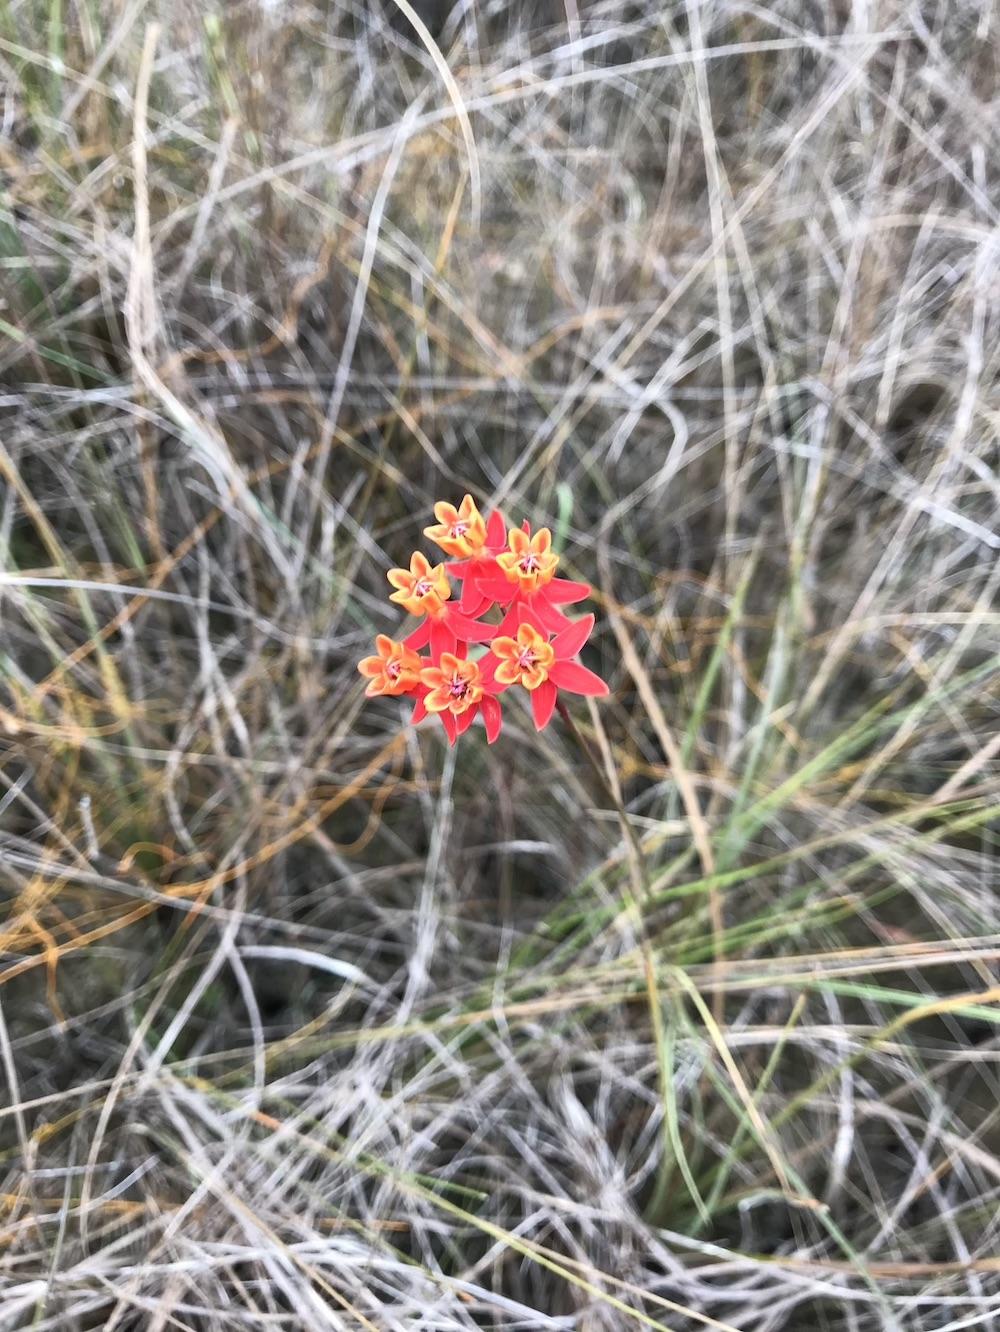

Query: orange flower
left=496, top=526, right=559, bottom=594
left=419, top=653, right=484, bottom=716
left=424, top=495, right=488, bottom=559
left=387, top=551, right=450, bottom=617
left=482, top=611, right=607, bottom=730
left=357, top=635, right=423, bottom=697
left=490, top=623, right=555, bottom=690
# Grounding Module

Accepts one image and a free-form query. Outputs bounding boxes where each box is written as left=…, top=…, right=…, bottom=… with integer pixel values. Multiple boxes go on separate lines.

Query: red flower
left=467, top=523, right=592, bottom=634
left=413, top=652, right=503, bottom=746
left=388, top=551, right=497, bottom=657
left=446, top=508, right=510, bottom=614
left=483, top=613, right=608, bottom=730
left=360, top=497, right=607, bottom=747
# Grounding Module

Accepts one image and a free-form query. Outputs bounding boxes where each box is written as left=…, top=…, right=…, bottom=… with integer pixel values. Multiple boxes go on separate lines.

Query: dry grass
left=1, top=1, right=999, bottom=1328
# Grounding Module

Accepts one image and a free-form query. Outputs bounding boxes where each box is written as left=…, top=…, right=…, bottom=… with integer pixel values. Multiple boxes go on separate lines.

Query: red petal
left=516, top=603, right=548, bottom=634
left=439, top=710, right=458, bottom=744
left=481, top=695, right=502, bottom=743
left=404, top=622, right=430, bottom=651
left=412, top=697, right=428, bottom=724
left=531, top=679, right=558, bottom=730
left=430, top=620, right=456, bottom=657
left=446, top=609, right=497, bottom=642
left=486, top=510, right=506, bottom=548
left=476, top=576, right=515, bottom=603
left=546, top=578, right=591, bottom=605
left=459, top=578, right=486, bottom=614
left=456, top=705, right=477, bottom=734
left=548, top=661, right=609, bottom=697
left=446, top=562, right=469, bottom=579
left=552, top=614, right=595, bottom=660
left=532, top=599, right=573, bottom=634
left=478, top=654, right=500, bottom=685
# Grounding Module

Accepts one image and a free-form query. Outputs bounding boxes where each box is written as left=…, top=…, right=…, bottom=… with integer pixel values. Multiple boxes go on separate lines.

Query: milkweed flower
left=424, top=494, right=488, bottom=559
left=497, top=526, right=559, bottom=594
left=489, top=621, right=554, bottom=690
left=413, top=652, right=503, bottom=745
left=387, top=551, right=450, bottom=617
left=475, top=524, right=591, bottom=634
left=357, top=635, right=423, bottom=697
left=359, top=496, right=608, bottom=746
left=445, top=507, right=510, bottom=614
left=388, top=551, right=497, bottom=656
left=483, top=613, right=608, bottom=729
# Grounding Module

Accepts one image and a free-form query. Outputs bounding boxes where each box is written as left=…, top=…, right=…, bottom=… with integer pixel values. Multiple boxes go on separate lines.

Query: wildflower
left=484, top=612, right=608, bottom=730
left=414, top=652, right=502, bottom=745
left=424, top=494, right=488, bottom=560
left=497, top=526, right=559, bottom=594
left=488, top=621, right=554, bottom=690
left=357, top=635, right=423, bottom=697
left=388, top=551, right=497, bottom=655
left=387, top=551, right=450, bottom=617
left=360, top=496, right=606, bottom=747
left=475, top=524, right=592, bottom=634
left=446, top=508, right=509, bottom=614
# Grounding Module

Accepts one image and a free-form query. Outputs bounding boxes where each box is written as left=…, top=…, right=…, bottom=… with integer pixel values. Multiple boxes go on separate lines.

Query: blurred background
left=1, top=2, right=999, bottom=1328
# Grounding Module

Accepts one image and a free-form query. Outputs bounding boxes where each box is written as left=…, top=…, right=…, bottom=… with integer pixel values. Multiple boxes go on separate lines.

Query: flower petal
left=486, top=510, right=506, bottom=548
left=459, top=577, right=483, bottom=613
left=548, top=660, right=609, bottom=697
left=531, top=679, right=558, bottom=730
left=439, top=710, right=458, bottom=745
left=552, top=614, right=595, bottom=660
left=532, top=599, right=573, bottom=635
left=447, top=609, right=497, bottom=643
left=546, top=578, right=591, bottom=605
left=481, top=694, right=502, bottom=743
left=430, top=619, right=456, bottom=657
left=404, top=622, right=430, bottom=651
left=412, top=697, right=428, bottom=724
left=455, top=705, right=478, bottom=734
left=477, top=575, right=516, bottom=603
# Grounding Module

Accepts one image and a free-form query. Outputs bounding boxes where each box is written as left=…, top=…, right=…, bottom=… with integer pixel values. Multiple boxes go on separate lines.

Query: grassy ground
left=1, top=1, right=999, bottom=1328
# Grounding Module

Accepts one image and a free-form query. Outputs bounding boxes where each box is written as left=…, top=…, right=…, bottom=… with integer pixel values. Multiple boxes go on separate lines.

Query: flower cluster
left=359, top=496, right=609, bottom=745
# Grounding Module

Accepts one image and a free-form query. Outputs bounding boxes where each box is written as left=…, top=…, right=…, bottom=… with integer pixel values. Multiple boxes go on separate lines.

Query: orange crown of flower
left=490, top=623, right=555, bottom=690
left=424, top=494, right=488, bottom=559
left=420, top=653, right=484, bottom=715
left=496, top=527, right=559, bottom=594
left=357, top=635, right=423, bottom=697
left=386, top=551, right=450, bottom=617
